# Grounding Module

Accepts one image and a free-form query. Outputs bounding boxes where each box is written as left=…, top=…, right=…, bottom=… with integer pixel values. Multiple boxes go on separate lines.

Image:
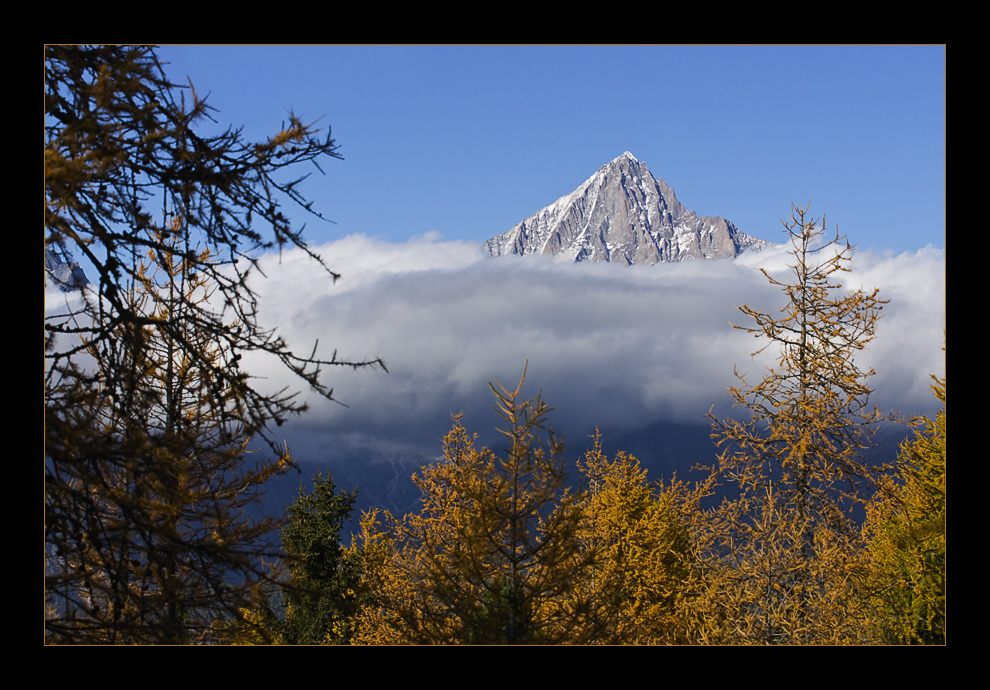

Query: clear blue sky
left=156, top=45, right=945, bottom=254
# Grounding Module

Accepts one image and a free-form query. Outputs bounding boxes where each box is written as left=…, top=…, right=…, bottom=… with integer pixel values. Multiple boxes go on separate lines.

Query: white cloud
left=244, top=237, right=945, bottom=465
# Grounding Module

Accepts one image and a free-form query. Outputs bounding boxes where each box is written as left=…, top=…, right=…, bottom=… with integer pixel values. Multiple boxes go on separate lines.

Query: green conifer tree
left=277, top=472, right=361, bottom=645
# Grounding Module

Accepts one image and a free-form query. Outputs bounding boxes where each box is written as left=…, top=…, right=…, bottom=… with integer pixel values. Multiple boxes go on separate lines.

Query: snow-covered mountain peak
left=485, top=152, right=772, bottom=264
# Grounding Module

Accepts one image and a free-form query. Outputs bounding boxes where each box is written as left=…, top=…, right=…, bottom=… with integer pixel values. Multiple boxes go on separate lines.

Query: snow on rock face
left=484, top=152, right=772, bottom=264
left=45, top=246, right=89, bottom=292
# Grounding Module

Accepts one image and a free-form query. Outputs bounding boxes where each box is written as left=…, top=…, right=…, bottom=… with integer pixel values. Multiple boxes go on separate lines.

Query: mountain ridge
left=45, top=246, right=89, bottom=292
left=485, top=152, right=772, bottom=264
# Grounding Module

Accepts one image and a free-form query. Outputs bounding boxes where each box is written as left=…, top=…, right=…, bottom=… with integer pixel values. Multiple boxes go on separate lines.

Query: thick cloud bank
left=244, top=234, right=945, bottom=468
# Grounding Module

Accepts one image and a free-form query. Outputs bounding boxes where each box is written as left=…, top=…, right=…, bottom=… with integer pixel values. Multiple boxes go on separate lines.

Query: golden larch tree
left=703, top=204, right=897, bottom=644
left=575, top=430, right=712, bottom=643
left=45, top=229, right=290, bottom=643
left=350, top=367, right=605, bottom=644
left=45, top=45, right=384, bottom=643
left=863, top=370, right=945, bottom=644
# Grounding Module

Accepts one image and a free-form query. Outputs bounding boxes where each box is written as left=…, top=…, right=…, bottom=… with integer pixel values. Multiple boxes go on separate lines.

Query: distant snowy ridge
left=485, top=151, right=773, bottom=264
left=45, top=246, right=89, bottom=292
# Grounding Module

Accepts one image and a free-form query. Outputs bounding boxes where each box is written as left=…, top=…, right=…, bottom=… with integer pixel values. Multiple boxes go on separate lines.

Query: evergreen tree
left=703, top=204, right=896, bottom=644
left=277, top=472, right=361, bottom=645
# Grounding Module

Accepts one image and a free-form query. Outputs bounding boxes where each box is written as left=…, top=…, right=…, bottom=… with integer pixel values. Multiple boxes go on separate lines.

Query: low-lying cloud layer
left=244, top=234, right=945, bottom=468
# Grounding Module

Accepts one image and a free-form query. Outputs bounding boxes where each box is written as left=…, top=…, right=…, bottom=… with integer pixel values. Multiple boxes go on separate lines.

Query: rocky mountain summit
left=45, top=246, right=89, bottom=292
left=485, top=152, right=772, bottom=264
